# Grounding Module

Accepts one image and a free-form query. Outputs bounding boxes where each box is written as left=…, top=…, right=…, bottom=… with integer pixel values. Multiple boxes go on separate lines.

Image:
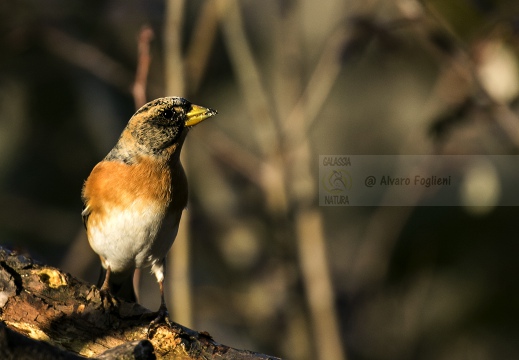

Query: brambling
left=81, top=97, right=217, bottom=329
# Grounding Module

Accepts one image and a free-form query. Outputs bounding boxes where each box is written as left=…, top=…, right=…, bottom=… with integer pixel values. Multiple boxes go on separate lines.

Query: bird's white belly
left=89, top=203, right=180, bottom=275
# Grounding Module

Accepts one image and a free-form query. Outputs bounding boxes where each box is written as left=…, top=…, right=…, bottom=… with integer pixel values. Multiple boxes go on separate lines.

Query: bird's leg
left=87, top=266, right=117, bottom=310
left=99, top=266, right=118, bottom=309
left=147, top=279, right=172, bottom=337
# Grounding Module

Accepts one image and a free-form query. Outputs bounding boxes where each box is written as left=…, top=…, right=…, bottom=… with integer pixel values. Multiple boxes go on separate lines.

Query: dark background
left=2, top=0, right=519, bottom=359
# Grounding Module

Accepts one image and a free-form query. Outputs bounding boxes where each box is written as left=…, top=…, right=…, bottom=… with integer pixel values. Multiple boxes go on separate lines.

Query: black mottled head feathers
left=129, top=97, right=192, bottom=154
left=103, top=97, right=216, bottom=163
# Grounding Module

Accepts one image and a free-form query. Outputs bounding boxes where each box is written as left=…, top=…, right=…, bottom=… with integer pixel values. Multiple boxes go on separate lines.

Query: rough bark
left=0, top=247, right=281, bottom=360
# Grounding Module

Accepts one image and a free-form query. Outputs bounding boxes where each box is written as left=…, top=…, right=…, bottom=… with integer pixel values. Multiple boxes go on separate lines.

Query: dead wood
left=0, top=247, right=281, bottom=360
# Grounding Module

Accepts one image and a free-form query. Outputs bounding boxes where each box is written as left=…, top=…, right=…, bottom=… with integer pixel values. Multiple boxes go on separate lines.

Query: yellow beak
left=185, top=104, right=217, bottom=127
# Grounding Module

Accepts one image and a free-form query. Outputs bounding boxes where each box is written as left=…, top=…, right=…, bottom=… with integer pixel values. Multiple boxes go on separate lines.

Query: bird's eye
left=163, top=109, right=174, bottom=119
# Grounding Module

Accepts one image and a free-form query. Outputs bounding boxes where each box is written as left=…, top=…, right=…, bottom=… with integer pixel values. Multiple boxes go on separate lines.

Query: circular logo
left=322, top=169, right=352, bottom=193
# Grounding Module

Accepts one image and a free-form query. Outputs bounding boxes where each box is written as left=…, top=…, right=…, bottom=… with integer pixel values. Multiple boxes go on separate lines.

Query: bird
left=81, top=96, right=217, bottom=330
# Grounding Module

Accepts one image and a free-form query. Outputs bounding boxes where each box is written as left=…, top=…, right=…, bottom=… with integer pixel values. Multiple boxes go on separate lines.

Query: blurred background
left=2, top=0, right=519, bottom=359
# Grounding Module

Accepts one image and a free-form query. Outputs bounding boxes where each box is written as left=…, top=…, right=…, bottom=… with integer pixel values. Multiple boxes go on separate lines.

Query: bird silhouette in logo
left=331, top=170, right=348, bottom=191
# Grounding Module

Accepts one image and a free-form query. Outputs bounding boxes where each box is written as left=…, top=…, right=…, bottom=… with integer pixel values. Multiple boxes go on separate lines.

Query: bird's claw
left=147, top=304, right=172, bottom=338
left=100, top=288, right=118, bottom=310
left=86, top=285, right=118, bottom=311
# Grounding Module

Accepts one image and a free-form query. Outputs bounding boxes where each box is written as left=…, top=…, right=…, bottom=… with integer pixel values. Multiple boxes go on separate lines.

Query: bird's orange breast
left=82, top=156, right=188, bottom=230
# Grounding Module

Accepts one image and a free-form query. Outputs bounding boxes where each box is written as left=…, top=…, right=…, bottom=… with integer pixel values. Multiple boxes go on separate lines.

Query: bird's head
left=125, top=97, right=217, bottom=156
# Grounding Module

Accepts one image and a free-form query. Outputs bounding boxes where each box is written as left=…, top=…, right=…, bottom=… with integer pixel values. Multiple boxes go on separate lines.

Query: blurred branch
left=272, top=7, right=347, bottom=360
left=492, top=104, right=519, bottom=147
left=164, top=0, right=186, bottom=96
left=216, top=0, right=288, bottom=214
left=284, top=24, right=349, bottom=145
left=419, top=1, right=519, bottom=148
left=294, top=208, right=347, bottom=360
left=132, top=26, right=154, bottom=109
left=164, top=0, right=193, bottom=329
left=185, top=0, right=219, bottom=94
left=42, top=28, right=134, bottom=93
left=205, top=129, right=265, bottom=187
left=216, top=0, right=281, bottom=159
left=216, top=2, right=347, bottom=359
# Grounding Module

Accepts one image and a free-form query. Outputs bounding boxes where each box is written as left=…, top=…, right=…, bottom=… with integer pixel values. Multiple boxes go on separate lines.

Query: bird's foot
left=86, top=285, right=118, bottom=311
left=147, top=303, right=172, bottom=338
left=100, top=287, right=118, bottom=310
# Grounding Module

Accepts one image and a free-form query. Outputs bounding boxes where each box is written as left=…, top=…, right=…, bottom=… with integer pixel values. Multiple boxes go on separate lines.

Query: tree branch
left=0, top=247, right=281, bottom=360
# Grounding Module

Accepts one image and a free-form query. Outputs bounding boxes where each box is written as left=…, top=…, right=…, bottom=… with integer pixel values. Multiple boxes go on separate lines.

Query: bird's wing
left=81, top=204, right=91, bottom=230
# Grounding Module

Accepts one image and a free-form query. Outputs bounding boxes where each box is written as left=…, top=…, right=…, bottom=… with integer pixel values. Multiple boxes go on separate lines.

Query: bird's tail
left=97, top=267, right=137, bottom=303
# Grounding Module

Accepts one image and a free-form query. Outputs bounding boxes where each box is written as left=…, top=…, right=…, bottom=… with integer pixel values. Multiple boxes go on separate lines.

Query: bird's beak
left=185, top=104, right=218, bottom=127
